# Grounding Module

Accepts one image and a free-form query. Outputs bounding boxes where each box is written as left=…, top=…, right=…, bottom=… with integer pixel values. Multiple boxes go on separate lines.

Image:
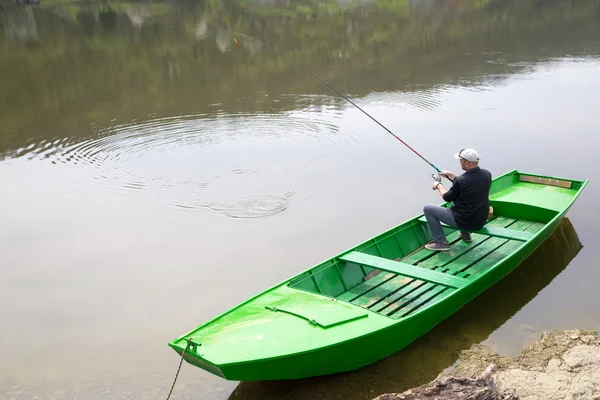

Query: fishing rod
left=233, top=32, right=451, bottom=182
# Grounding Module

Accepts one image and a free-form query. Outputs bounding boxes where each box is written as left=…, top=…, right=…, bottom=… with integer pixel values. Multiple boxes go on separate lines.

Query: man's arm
left=435, top=178, right=460, bottom=202
left=434, top=182, right=448, bottom=197
left=440, top=170, right=456, bottom=181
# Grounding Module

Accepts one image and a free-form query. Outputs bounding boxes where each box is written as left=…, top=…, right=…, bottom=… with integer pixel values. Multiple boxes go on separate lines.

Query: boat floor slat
left=376, top=274, right=447, bottom=314
left=394, top=286, right=452, bottom=318
left=394, top=220, right=544, bottom=318
left=340, top=217, right=516, bottom=310
left=400, top=232, right=462, bottom=265
left=351, top=275, right=417, bottom=308
left=336, top=272, right=395, bottom=302
left=376, top=218, right=521, bottom=314
left=335, top=217, right=545, bottom=319
left=401, top=216, right=515, bottom=265
left=349, top=233, right=471, bottom=308
left=389, top=237, right=518, bottom=317
left=463, top=221, right=545, bottom=279
left=338, top=230, right=462, bottom=305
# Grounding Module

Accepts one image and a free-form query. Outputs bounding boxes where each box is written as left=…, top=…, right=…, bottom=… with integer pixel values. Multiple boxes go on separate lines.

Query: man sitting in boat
left=423, top=148, right=492, bottom=251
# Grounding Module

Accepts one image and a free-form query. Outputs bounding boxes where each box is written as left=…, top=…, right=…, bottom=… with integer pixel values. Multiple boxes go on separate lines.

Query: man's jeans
left=423, top=205, right=468, bottom=244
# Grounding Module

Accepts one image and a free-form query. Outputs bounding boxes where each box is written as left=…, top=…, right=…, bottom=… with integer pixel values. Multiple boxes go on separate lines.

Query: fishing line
left=233, top=32, right=447, bottom=176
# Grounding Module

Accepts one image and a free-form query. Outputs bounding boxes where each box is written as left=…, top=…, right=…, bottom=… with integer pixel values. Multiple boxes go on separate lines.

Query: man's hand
left=439, top=170, right=456, bottom=181
left=432, top=181, right=447, bottom=197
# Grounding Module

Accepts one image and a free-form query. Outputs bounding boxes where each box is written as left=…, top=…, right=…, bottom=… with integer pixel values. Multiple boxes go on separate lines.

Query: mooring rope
left=165, top=338, right=192, bottom=400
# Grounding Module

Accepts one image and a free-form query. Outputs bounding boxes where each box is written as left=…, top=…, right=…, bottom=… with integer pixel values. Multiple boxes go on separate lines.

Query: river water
left=1, top=0, right=599, bottom=399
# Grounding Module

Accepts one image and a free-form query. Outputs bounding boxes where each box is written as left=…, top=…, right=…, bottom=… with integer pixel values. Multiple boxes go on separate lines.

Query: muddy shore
left=374, top=329, right=600, bottom=400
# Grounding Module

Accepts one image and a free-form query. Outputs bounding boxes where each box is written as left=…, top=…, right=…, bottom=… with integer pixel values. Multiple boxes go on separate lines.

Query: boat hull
left=169, top=170, right=587, bottom=381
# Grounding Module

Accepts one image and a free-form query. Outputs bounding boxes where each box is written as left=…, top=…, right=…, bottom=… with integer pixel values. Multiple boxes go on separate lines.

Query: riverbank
left=374, top=329, right=600, bottom=400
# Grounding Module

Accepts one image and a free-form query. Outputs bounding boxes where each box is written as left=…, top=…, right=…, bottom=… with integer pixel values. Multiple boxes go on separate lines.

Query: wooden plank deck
left=416, top=216, right=537, bottom=241
left=355, top=219, right=512, bottom=310
left=385, top=220, right=540, bottom=318
left=340, top=252, right=467, bottom=288
left=373, top=217, right=524, bottom=315
left=462, top=222, right=545, bottom=279
left=335, top=216, right=545, bottom=319
left=392, top=221, right=545, bottom=318
left=339, top=229, right=467, bottom=307
left=338, top=217, right=515, bottom=309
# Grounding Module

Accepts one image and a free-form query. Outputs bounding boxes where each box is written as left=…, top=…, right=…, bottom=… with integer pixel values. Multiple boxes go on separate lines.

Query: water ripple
left=24, top=110, right=360, bottom=218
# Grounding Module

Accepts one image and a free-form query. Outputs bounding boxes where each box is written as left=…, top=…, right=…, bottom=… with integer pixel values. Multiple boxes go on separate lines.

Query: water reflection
left=230, top=218, right=583, bottom=400
left=2, top=0, right=600, bottom=160
left=2, top=0, right=599, bottom=217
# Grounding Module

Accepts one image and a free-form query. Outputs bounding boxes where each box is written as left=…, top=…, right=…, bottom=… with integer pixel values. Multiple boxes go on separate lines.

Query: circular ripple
left=23, top=107, right=363, bottom=218
left=209, top=196, right=290, bottom=219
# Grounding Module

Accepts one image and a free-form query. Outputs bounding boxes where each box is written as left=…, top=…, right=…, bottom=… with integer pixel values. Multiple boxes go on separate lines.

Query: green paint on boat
left=168, top=170, right=587, bottom=381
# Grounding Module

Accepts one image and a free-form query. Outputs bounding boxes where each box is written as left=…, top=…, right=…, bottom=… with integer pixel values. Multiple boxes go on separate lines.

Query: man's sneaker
left=459, top=232, right=473, bottom=243
left=425, top=242, right=450, bottom=251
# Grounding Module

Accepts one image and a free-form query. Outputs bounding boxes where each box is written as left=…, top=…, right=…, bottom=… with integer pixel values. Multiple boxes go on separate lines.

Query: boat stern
left=488, top=170, right=588, bottom=222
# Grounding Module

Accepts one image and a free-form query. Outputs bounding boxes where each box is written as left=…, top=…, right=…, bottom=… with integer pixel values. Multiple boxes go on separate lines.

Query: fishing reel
left=432, top=172, right=454, bottom=184
left=431, top=173, right=442, bottom=190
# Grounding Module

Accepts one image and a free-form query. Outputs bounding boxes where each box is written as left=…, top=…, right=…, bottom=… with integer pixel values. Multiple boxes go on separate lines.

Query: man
left=423, top=148, right=492, bottom=251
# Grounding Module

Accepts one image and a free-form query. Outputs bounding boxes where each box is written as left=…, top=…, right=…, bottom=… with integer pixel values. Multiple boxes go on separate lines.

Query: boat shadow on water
left=228, top=217, right=583, bottom=400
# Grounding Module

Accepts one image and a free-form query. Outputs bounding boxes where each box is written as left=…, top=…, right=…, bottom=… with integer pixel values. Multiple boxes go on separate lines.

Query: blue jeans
left=423, top=205, right=468, bottom=244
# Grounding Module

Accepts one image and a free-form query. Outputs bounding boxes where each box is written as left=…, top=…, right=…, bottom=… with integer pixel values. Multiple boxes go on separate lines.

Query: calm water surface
left=1, top=0, right=600, bottom=399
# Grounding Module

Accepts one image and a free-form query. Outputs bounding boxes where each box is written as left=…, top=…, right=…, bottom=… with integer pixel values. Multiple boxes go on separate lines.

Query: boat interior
left=288, top=172, right=584, bottom=320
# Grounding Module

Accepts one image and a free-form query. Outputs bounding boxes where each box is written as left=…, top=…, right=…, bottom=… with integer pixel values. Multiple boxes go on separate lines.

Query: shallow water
left=1, top=0, right=600, bottom=399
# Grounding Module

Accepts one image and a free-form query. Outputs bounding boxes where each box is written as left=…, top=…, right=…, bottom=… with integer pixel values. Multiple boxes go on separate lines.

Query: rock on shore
left=373, top=329, right=600, bottom=400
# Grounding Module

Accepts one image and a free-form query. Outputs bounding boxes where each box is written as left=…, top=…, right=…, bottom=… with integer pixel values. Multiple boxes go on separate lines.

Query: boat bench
left=339, top=251, right=467, bottom=289
left=417, top=216, right=534, bottom=242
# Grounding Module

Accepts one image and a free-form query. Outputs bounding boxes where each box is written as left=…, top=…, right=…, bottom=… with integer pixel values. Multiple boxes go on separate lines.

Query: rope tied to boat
left=165, top=338, right=192, bottom=400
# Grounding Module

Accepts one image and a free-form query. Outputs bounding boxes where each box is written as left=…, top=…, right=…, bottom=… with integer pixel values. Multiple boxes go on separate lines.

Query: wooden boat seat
left=417, top=216, right=534, bottom=242
left=339, top=251, right=467, bottom=289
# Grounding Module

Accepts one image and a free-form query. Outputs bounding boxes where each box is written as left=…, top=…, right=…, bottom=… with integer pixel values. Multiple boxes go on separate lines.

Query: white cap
left=454, top=148, right=481, bottom=162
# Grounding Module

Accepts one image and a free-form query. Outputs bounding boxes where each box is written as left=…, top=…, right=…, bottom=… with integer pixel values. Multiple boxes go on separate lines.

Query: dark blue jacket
left=442, top=167, right=492, bottom=230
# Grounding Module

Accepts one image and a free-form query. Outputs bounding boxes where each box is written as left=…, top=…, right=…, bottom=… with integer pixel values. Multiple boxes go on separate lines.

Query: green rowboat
left=168, top=169, right=587, bottom=381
